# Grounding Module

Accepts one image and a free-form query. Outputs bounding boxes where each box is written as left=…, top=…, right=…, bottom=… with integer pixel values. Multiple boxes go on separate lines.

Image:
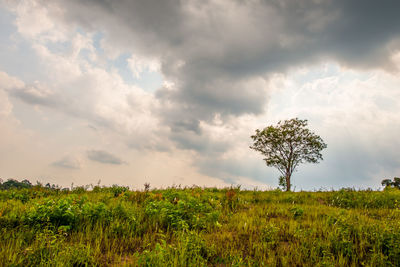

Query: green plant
left=290, top=206, right=304, bottom=219
left=0, top=185, right=399, bottom=266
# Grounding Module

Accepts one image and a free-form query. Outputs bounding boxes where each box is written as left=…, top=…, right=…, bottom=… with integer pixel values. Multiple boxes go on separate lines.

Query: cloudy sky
left=1, top=0, right=400, bottom=190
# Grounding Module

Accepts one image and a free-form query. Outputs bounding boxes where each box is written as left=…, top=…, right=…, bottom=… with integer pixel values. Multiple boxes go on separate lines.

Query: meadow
left=0, top=183, right=399, bottom=266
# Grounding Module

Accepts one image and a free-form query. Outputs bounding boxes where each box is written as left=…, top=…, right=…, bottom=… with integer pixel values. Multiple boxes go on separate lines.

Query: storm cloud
left=47, top=0, right=400, bottom=151
left=1, top=1, right=400, bottom=189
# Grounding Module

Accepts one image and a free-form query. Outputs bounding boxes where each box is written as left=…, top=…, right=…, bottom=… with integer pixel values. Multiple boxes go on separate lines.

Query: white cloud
left=0, top=71, right=25, bottom=90
left=1, top=0, right=400, bottom=190
left=127, top=54, right=160, bottom=79
left=0, top=71, right=25, bottom=117
left=10, top=0, right=69, bottom=42
left=0, top=89, right=12, bottom=117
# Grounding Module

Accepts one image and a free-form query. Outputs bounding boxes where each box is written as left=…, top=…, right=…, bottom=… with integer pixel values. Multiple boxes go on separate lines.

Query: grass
left=0, top=184, right=399, bottom=266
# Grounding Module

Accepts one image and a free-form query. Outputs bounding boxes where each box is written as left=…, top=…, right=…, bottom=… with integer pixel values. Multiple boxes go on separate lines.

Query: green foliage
left=250, top=118, right=327, bottom=191
left=261, top=223, right=279, bottom=245
left=0, top=185, right=400, bottom=266
left=137, top=231, right=212, bottom=266
left=329, top=188, right=400, bottom=209
left=22, top=196, right=114, bottom=230
left=110, top=184, right=129, bottom=197
left=0, top=179, right=33, bottom=190
left=290, top=206, right=304, bottom=219
left=144, top=193, right=220, bottom=230
left=382, top=177, right=400, bottom=189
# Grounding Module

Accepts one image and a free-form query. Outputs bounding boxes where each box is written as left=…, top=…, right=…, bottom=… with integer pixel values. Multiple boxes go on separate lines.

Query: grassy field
left=0, top=184, right=399, bottom=266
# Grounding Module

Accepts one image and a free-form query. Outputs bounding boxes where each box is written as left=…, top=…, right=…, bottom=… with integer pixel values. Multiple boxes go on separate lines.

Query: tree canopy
left=250, top=118, right=327, bottom=191
left=381, top=177, right=400, bottom=189
left=0, top=179, right=32, bottom=190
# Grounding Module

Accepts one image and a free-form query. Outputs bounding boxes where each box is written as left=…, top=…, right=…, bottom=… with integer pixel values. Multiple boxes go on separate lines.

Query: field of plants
left=0, top=182, right=399, bottom=266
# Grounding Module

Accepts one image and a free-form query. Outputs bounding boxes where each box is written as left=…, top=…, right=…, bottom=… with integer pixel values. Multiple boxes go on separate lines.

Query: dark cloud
left=87, top=150, right=125, bottom=165
left=170, top=130, right=230, bottom=154
left=52, top=0, right=400, bottom=144
left=6, top=0, right=400, bottom=187
left=51, top=157, right=81, bottom=169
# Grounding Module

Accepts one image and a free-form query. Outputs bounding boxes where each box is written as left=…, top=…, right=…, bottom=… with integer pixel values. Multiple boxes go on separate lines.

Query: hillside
left=0, top=185, right=399, bottom=266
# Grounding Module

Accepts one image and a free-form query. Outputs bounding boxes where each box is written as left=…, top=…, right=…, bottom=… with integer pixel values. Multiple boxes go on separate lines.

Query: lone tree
left=250, top=118, right=327, bottom=191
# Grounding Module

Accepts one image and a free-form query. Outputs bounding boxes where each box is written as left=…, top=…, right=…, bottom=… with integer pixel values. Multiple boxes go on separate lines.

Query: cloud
left=11, top=81, right=62, bottom=107
left=40, top=0, right=400, bottom=153
left=0, top=71, right=24, bottom=117
left=127, top=54, right=160, bottom=79
left=0, top=36, right=165, bottom=151
left=0, top=89, right=12, bottom=117
left=0, top=70, right=67, bottom=110
left=87, top=150, right=125, bottom=165
left=8, top=0, right=400, bottom=130
left=51, top=156, right=81, bottom=169
left=263, top=65, right=400, bottom=188
left=2, top=1, right=400, bottom=189
left=0, top=71, right=25, bottom=90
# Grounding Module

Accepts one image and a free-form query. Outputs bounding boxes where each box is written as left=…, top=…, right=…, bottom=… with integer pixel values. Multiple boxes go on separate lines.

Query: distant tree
left=250, top=118, right=327, bottom=191
left=0, top=179, right=33, bottom=190
left=21, top=179, right=32, bottom=186
left=395, top=177, right=400, bottom=188
left=381, top=177, right=400, bottom=189
left=381, top=179, right=393, bottom=187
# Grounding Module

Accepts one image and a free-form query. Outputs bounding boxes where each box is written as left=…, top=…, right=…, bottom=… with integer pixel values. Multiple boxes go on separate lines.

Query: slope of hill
left=0, top=185, right=399, bottom=266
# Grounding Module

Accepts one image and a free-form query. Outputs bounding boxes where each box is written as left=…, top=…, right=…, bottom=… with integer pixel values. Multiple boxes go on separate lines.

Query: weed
left=0, top=186, right=399, bottom=266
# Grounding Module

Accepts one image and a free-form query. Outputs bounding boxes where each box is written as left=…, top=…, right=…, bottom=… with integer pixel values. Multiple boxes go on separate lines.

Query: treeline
left=0, top=179, right=33, bottom=190
left=0, top=179, right=62, bottom=190
left=2, top=177, right=400, bottom=191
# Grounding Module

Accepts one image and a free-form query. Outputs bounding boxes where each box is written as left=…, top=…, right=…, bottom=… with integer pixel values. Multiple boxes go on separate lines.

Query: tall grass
left=0, top=185, right=399, bottom=266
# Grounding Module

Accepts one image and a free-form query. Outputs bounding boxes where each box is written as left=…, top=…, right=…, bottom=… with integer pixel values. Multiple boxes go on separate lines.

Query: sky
left=1, top=0, right=400, bottom=190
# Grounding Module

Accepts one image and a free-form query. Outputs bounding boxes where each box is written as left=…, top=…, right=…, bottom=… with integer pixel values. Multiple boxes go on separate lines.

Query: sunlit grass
left=0, top=185, right=399, bottom=266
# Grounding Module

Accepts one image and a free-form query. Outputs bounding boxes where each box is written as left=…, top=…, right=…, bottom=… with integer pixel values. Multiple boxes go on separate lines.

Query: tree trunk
left=285, top=174, right=291, bottom=192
